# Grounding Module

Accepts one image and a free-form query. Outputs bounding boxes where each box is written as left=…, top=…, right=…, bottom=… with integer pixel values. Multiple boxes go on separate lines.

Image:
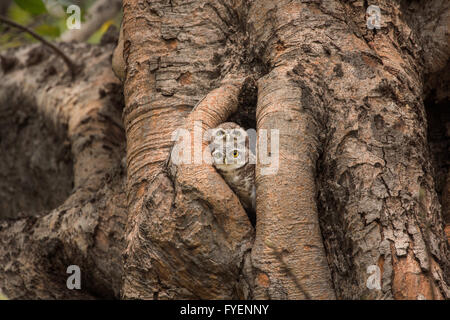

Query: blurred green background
left=0, top=0, right=122, bottom=51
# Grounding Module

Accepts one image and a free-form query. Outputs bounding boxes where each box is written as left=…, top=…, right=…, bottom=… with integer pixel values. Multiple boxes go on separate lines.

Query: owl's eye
left=216, top=129, right=225, bottom=137
left=233, top=150, right=239, bottom=158
left=232, top=129, right=241, bottom=136
left=214, top=151, right=223, bottom=159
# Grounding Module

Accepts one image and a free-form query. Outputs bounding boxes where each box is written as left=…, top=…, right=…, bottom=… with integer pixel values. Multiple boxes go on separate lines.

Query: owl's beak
left=224, top=157, right=228, bottom=165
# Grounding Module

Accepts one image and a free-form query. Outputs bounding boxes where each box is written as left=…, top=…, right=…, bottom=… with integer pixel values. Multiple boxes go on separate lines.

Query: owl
left=209, top=122, right=256, bottom=225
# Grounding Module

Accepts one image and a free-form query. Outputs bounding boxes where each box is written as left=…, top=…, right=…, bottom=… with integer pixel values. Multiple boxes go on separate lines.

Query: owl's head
left=209, top=122, right=249, bottom=171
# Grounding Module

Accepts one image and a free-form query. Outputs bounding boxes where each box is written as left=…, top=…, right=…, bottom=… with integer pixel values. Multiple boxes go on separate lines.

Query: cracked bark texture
left=314, top=0, right=450, bottom=299
left=0, top=0, right=449, bottom=300
left=121, top=0, right=449, bottom=300
left=0, top=43, right=126, bottom=299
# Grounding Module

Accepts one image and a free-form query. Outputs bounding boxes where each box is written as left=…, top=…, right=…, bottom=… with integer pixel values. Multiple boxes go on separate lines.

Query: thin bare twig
left=0, top=15, right=79, bottom=77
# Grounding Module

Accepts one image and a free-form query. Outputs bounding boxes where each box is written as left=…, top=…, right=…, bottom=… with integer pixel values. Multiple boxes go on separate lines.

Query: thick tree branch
left=0, top=43, right=126, bottom=299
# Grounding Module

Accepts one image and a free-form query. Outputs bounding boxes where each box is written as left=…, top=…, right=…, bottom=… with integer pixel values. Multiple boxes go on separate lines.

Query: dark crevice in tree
left=424, top=95, right=450, bottom=224
left=227, top=77, right=258, bottom=227
left=228, top=77, right=257, bottom=131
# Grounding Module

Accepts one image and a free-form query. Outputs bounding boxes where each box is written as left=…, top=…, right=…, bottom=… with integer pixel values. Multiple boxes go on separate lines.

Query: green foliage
left=13, top=0, right=47, bottom=15
left=1, top=0, right=122, bottom=51
left=9, top=1, right=33, bottom=24
left=35, top=24, right=61, bottom=37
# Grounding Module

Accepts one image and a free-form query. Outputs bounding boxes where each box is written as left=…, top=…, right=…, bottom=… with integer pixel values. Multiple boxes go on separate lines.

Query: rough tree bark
left=0, top=42, right=126, bottom=299
left=0, top=0, right=449, bottom=300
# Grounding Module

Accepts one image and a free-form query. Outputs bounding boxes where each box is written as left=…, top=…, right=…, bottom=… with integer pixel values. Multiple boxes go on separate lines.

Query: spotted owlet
left=209, top=122, right=256, bottom=225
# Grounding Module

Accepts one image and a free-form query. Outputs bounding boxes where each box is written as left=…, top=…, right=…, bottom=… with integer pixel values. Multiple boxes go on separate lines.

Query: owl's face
left=210, top=123, right=248, bottom=172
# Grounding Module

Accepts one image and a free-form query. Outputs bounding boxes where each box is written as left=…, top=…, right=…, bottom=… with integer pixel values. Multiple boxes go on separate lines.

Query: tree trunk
left=0, top=0, right=449, bottom=300
left=0, top=42, right=127, bottom=299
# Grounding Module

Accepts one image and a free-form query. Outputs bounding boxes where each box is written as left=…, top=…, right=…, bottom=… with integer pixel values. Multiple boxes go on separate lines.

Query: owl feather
left=210, top=122, right=256, bottom=225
